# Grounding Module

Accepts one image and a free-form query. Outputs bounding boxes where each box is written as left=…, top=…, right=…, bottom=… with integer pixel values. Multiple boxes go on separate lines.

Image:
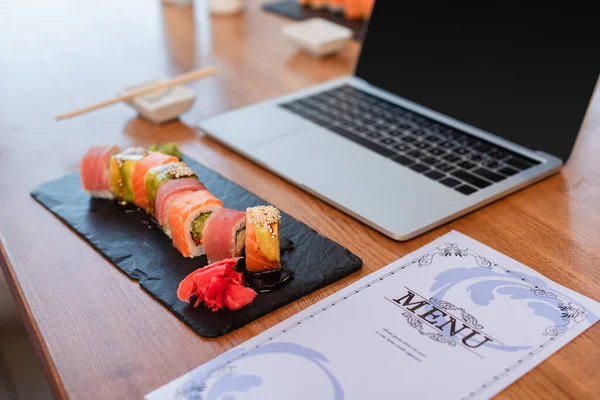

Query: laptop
left=200, top=2, right=599, bottom=240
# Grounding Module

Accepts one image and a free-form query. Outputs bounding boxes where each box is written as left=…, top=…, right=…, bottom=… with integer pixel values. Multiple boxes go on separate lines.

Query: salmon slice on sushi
left=155, top=178, right=206, bottom=237
left=202, top=208, right=246, bottom=263
left=168, top=190, right=223, bottom=258
left=245, top=205, right=281, bottom=272
left=131, top=152, right=179, bottom=209
left=109, top=147, right=149, bottom=202
left=80, top=145, right=121, bottom=199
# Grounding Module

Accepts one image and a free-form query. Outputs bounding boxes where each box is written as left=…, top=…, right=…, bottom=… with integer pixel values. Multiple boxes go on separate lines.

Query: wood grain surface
left=0, top=1, right=599, bottom=399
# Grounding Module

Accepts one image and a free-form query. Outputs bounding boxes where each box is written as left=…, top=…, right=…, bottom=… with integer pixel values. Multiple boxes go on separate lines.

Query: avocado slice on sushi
left=109, top=147, right=148, bottom=202
left=144, top=162, right=197, bottom=211
left=148, top=142, right=182, bottom=159
left=191, top=212, right=213, bottom=244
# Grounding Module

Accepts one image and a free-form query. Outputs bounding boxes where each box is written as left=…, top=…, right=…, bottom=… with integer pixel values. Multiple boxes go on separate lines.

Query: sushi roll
left=168, top=190, right=223, bottom=258
left=131, top=152, right=179, bottom=209
left=245, top=205, right=281, bottom=272
left=80, top=145, right=121, bottom=199
left=202, top=208, right=246, bottom=263
left=144, top=162, right=197, bottom=212
left=109, top=147, right=149, bottom=202
left=155, top=178, right=206, bottom=237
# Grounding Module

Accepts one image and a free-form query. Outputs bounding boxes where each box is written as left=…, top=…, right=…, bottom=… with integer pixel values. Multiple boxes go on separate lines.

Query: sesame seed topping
left=166, top=162, right=195, bottom=178
left=115, top=147, right=147, bottom=159
left=248, top=205, right=280, bottom=237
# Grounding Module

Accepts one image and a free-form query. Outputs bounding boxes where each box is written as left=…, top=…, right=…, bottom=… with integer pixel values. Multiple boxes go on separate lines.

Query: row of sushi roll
left=80, top=144, right=285, bottom=311
left=297, top=0, right=374, bottom=20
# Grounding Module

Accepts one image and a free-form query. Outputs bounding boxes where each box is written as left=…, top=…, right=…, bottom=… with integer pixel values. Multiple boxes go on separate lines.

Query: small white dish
left=281, top=18, right=352, bottom=58
left=208, top=0, right=244, bottom=15
left=119, top=80, right=197, bottom=125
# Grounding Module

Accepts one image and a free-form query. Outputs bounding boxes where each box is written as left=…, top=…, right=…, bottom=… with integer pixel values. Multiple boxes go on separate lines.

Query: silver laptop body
left=199, top=3, right=597, bottom=240
left=199, top=76, right=562, bottom=240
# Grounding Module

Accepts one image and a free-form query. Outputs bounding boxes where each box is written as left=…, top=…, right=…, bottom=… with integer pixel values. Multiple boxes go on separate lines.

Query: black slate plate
left=31, top=156, right=362, bottom=337
left=263, top=0, right=366, bottom=41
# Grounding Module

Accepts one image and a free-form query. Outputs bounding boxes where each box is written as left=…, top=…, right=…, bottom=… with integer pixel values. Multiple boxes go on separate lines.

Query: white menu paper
left=146, top=231, right=600, bottom=400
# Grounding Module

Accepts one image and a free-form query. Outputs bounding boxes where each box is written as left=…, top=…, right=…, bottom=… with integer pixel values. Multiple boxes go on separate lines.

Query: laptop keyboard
left=280, top=85, right=541, bottom=196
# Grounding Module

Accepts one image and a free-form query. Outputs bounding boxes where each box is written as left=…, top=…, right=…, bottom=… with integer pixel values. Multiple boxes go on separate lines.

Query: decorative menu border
left=193, top=242, right=588, bottom=400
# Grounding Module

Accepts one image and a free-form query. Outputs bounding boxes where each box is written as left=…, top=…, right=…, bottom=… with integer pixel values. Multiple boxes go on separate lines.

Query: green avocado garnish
left=144, top=163, right=176, bottom=209
left=191, top=212, right=212, bottom=244
left=111, top=147, right=147, bottom=202
left=148, top=143, right=182, bottom=159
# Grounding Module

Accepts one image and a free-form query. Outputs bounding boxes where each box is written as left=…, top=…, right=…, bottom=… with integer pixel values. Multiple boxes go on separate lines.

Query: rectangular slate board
left=31, top=156, right=362, bottom=337
left=263, top=0, right=366, bottom=41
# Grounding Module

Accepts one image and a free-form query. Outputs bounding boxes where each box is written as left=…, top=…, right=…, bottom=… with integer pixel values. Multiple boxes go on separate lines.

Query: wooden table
left=0, top=1, right=598, bottom=399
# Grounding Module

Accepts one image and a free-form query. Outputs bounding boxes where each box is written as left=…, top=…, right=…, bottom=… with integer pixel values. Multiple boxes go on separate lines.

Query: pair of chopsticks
left=55, top=67, right=219, bottom=120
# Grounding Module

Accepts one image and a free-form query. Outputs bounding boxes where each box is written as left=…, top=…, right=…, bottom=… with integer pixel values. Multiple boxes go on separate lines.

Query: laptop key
left=410, top=163, right=429, bottom=173
left=439, top=177, right=461, bottom=188
left=425, top=170, right=444, bottom=180
left=439, top=141, right=455, bottom=149
left=472, top=143, right=493, bottom=153
left=504, top=156, right=536, bottom=170
left=436, top=163, right=454, bottom=172
left=455, top=184, right=478, bottom=195
left=443, top=154, right=461, bottom=163
left=402, top=136, right=417, bottom=143
left=455, top=148, right=470, bottom=155
left=481, top=159, right=499, bottom=169
left=428, top=147, right=444, bottom=156
left=451, top=170, right=492, bottom=189
left=380, top=138, right=396, bottom=145
left=421, top=157, right=438, bottom=165
left=498, top=166, right=519, bottom=176
left=407, top=149, right=423, bottom=159
left=457, top=160, right=476, bottom=170
left=327, top=125, right=396, bottom=158
left=392, top=154, right=414, bottom=166
left=487, top=149, right=509, bottom=160
left=468, top=153, right=484, bottom=162
left=415, top=141, right=431, bottom=150
left=393, top=143, right=411, bottom=152
left=473, top=168, right=506, bottom=183
left=424, top=135, right=441, bottom=143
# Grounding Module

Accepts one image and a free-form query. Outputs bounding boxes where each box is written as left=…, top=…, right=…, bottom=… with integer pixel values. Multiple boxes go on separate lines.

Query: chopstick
left=55, top=67, right=219, bottom=120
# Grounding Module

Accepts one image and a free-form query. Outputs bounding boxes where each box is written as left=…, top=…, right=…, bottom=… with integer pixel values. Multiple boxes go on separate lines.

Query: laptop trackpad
left=200, top=104, right=316, bottom=149
left=245, top=127, right=457, bottom=235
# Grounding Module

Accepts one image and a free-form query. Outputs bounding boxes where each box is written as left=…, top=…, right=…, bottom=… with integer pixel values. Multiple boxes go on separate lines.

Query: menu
left=146, top=231, right=600, bottom=400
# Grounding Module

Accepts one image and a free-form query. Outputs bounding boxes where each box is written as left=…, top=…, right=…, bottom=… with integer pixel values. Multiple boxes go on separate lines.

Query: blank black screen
left=356, top=2, right=599, bottom=161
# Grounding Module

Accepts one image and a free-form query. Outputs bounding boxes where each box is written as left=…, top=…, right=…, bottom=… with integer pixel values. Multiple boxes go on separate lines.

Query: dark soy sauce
left=244, top=263, right=294, bottom=293
left=239, top=236, right=295, bottom=293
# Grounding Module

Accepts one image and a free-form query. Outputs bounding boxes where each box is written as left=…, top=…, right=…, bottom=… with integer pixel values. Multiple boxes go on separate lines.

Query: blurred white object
left=162, top=0, right=193, bottom=5
left=119, top=80, right=197, bottom=124
left=281, top=18, right=352, bottom=58
left=208, top=0, right=244, bottom=15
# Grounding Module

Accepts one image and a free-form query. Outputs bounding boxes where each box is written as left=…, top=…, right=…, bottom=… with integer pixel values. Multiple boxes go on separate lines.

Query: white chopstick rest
left=281, top=18, right=352, bottom=58
left=119, top=80, right=197, bottom=125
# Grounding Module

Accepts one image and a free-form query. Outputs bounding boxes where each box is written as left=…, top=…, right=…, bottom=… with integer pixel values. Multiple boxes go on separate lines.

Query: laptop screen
left=355, top=2, right=599, bottom=161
